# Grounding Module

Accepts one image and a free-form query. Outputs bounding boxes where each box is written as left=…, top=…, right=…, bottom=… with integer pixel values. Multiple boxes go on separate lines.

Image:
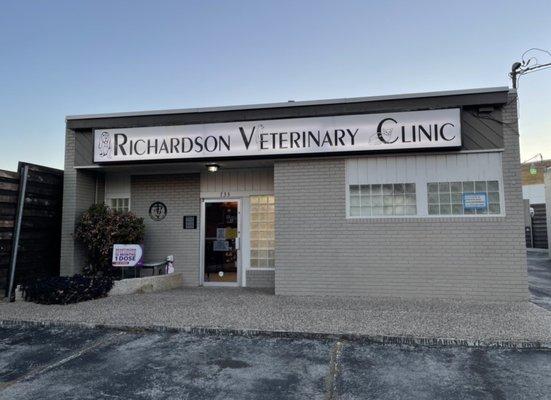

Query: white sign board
left=94, top=108, right=461, bottom=163
left=462, top=193, right=488, bottom=210
left=112, top=244, right=144, bottom=267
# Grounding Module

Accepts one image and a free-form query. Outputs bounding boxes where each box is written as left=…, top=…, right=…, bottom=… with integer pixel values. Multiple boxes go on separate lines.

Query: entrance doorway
left=201, top=199, right=240, bottom=286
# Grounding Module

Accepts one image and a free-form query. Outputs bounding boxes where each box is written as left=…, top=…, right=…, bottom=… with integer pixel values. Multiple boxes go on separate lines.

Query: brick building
left=61, top=87, right=529, bottom=301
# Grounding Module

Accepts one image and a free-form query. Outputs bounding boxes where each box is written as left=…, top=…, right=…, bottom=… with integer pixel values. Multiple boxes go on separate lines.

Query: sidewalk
left=1, top=288, right=551, bottom=347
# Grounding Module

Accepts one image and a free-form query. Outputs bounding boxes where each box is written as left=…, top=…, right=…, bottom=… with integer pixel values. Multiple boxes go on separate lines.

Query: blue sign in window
left=462, top=192, right=488, bottom=210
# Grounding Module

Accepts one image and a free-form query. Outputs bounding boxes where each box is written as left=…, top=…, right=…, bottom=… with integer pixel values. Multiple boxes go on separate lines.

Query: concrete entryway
left=2, top=283, right=551, bottom=346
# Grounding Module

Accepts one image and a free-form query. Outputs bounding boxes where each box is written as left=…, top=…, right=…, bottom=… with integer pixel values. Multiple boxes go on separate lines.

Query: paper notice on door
left=213, top=240, right=230, bottom=252
left=216, top=228, right=226, bottom=240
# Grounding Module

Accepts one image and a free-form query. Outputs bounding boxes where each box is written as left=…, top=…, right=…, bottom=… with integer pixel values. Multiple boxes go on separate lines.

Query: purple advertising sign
left=112, top=244, right=144, bottom=267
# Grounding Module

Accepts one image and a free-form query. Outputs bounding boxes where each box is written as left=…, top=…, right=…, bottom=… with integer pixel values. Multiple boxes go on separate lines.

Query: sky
left=0, top=0, right=550, bottom=171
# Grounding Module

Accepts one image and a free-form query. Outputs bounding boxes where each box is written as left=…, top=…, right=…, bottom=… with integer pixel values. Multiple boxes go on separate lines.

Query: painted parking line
left=1, top=331, right=127, bottom=392
left=0, top=324, right=118, bottom=384
left=324, top=340, right=344, bottom=400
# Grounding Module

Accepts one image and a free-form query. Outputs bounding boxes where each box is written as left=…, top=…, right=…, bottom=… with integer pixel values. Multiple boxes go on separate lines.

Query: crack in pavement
left=325, top=340, right=344, bottom=400
left=0, top=331, right=127, bottom=392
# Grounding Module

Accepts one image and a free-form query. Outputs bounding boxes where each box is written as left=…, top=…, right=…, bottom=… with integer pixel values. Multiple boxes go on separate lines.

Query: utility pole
left=510, top=48, right=551, bottom=88
left=510, top=62, right=522, bottom=89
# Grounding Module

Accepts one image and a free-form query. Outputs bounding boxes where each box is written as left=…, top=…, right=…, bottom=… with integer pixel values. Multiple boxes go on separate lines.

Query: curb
left=1, top=319, right=550, bottom=350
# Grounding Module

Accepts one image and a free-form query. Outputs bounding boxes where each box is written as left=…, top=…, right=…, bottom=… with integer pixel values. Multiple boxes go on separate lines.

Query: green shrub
left=74, top=203, right=145, bottom=277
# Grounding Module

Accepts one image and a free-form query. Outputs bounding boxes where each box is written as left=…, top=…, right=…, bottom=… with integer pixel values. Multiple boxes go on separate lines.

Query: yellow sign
left=226, top=228, right=238, bottom=239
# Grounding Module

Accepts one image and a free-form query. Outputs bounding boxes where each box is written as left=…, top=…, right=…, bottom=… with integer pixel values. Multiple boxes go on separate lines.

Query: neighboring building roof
left=521, top=160, right=551, bottom=185
left=66, top=86, right=509, bottom=121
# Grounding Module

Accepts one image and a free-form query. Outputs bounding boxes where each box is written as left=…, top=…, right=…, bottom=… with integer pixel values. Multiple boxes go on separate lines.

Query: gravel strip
left=1, top=288, right=551, bottom=347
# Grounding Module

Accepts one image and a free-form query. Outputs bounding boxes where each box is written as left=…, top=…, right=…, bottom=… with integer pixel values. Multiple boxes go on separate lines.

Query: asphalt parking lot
left=1, top=251, right=550, bottom=399
left=527, top=249, right=551, bottom=310
left=0, top=324, right=550, bottom=400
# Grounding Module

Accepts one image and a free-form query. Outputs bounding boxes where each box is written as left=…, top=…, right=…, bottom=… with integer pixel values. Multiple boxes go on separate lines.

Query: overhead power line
left=510, top=48, right=551, bottom=88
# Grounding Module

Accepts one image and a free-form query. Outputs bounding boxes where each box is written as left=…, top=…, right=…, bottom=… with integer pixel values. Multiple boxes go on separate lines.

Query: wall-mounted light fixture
left=206, top=163, right=219, bottom=173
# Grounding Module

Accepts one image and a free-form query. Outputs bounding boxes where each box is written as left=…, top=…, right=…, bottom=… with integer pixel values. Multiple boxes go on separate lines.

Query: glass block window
left=427, top=180, right=501, bottom=215
left=349, top=183, right=417, bottom=217
left=110, top=198, right=130, bottom=213
left=250, top=195, right=275, bottom=268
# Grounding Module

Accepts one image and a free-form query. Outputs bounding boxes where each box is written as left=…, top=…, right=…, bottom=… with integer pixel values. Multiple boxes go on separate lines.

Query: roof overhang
left=66, top=87, right=511, bottom=130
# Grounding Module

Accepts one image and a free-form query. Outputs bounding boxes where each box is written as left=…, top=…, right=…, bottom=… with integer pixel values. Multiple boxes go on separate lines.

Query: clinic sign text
left=94, top=109, right=461, bottom=163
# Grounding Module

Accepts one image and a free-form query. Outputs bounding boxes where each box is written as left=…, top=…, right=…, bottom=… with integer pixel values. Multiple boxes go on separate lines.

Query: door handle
left=235, top=236, right=240, bottom=250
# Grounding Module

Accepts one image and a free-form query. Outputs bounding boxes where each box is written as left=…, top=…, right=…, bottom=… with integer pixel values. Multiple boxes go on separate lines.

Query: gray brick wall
left=274, top=92, right=529, bottom=301
left=246, top=269, right=275, bottom=288
left=59, top=129, right=97, bottom=276
left=59, top=129, right=76, bottom=276
left=131, top=174, right=200, bottom=286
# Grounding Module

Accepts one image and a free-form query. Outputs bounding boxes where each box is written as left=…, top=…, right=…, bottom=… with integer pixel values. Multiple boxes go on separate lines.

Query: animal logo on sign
left=369, top=118, right=398, bottom=145
left=149, top=202, right=167, bottom=221
left=98, top=131, right=112, bottom=158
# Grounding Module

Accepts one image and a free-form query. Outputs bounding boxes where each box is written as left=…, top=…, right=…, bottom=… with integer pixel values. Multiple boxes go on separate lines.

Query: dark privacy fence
left=531, top=204, right=548, bottom=249
left=1, top=162, right=63, bottom=297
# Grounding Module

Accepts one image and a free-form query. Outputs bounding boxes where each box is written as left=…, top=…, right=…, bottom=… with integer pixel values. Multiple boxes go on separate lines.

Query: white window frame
left=426, top=180, right=502, bottom=216
left=109, top=197, right=131, bottom=213
left=199, top=198, right=242, bottom=287
left=105, top=173, right=131, bottom=211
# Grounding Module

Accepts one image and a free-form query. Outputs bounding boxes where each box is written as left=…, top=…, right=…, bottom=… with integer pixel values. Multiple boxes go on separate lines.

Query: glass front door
left=203, top=201, right=239, bottom=284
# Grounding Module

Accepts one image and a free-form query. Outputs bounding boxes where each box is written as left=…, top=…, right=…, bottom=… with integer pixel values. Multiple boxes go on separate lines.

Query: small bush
left=74, top=203, right=145, bottom=277
left=20, top=275, right=114, bottom=305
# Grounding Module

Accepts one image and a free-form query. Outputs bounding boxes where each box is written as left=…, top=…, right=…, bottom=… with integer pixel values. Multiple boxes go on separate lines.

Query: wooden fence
left=0, top=169, right=19, bottom=291
left=1, top=162, right=63, bottom=297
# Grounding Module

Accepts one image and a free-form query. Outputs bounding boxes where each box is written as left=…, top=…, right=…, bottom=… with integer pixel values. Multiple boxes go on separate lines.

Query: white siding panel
left=348, top=158, right=358, bottom=184
left=200, top=168, right=274, bottom=197
left=352, top=152, right=504, bottom=183
left=105, top=173, right=131, bottom=199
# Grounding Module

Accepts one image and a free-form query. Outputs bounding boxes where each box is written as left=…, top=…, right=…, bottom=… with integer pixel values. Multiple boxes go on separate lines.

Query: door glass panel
left=204, top=201, right=238, bottom=283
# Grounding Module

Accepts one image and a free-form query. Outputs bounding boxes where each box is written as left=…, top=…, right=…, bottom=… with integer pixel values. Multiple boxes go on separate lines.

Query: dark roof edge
left=66, top=87, right=511, bottom=121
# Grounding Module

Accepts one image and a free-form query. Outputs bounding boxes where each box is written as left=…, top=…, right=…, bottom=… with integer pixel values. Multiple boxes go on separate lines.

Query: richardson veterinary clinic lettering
left=94, top=109, right=461, bottom=163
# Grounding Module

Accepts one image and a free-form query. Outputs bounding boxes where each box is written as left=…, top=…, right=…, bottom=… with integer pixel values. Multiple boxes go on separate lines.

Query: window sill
left=246, top=268, right=275, bottom=271
left=346, top=214, right=506, bottom=223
